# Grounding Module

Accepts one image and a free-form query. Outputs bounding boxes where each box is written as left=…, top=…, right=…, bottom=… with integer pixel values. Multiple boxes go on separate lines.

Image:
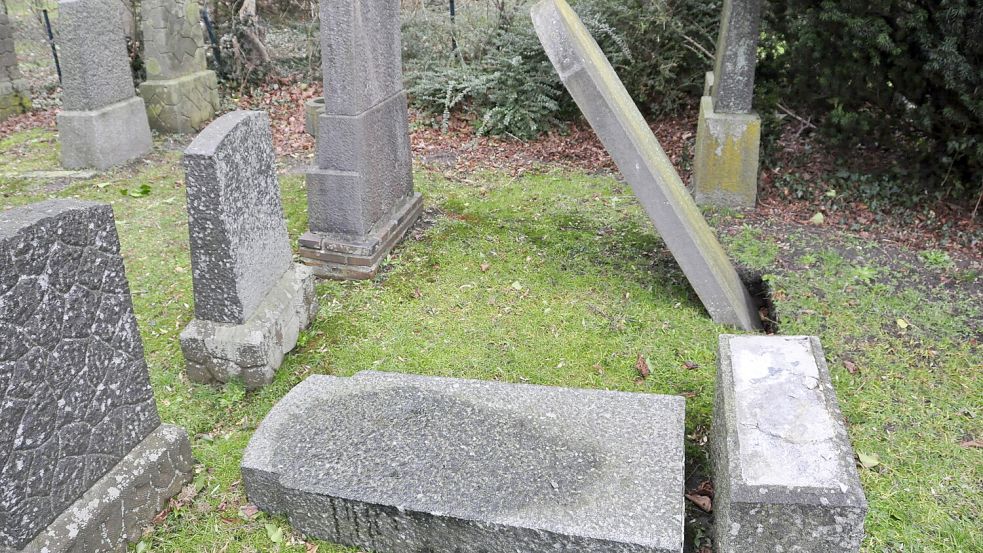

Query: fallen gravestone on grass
left=243, top=371, right=686, bottom=552
left=711, top=335, right=868, bottom=552
left=531, top=0, right=761, bottom=331
left=0, top=199, right=193, bottom=552
left=180, top=111, right=318, bottom=389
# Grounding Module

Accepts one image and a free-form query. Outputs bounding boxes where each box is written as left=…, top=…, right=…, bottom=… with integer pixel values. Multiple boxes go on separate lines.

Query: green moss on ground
left=1, top=129, right=980, bottom=552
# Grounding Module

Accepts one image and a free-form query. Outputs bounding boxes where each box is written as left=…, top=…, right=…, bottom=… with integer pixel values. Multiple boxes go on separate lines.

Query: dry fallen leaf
left=635, top=354, right=650, bottom=379
left=683, top=360, right=700, bottom=370
left=843, top=360, right=859, bottom=374
left=691, top=480, right=715, bottom=498
left=240, top=503, right=260, bottom=520
left=685, top=493, right=712, bottom=512
left=959, top=439, right=982, bottom=449
left=480, top=262, right=491, bottom=272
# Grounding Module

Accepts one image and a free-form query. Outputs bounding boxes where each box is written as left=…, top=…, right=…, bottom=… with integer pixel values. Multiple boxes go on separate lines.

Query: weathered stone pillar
left=299, top=0, right=423, bottom=280
left=138, top=0, right=219, bottom=133
left=0, top=11, right=31, bottom=121
left=692, top=0, right=762, bottom=209
left=56, top=0, right=153, bottom=170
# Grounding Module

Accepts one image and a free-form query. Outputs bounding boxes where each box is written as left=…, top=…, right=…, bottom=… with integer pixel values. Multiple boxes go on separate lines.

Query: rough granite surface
left=180, top=264, right=318, bottom=390
left=710, top=0, right=762, bottom=114
left=56, top=0, right=136, bottom=112
left=183, top=110, right=293, bottom=325
left=531, top=0, right=760, bottom=330
left=56, top=96, right=153, bottom=170
left=711, top=335, right=868, bottom=552
left=10, top=425, right=193, bottom=553
left=0, top=200, right=161, bottom=550
left=243, top=371, right=686, bottom=553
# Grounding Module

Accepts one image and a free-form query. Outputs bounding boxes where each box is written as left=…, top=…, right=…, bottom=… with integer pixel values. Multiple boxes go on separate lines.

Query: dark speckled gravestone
left=0, top=199, right=192, bottom=552
left=243, top=371, right=685, bottom=553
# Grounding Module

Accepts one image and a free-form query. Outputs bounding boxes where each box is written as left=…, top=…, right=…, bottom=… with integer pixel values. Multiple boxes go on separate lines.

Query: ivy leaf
left=266, top=523, right=284, bottom=544
left=858, top=451, right=881, bottom=469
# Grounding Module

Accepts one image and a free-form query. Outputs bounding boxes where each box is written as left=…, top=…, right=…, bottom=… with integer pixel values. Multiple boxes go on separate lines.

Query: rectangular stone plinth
left=711, top=335, right=868, bottom=552
left=243, top=371, right=686, bottom=553
left=299, top=191, right=422, bottom=280
left=180, top=264, right=318, bottom=390
left=531, top=0, right=761, bottom=331
left=57, top=96, right=153, bottom=170
left=692, top=96, right=760, bottom=209
left=139, top=70, right=219, bottom=133
left=0, top=82, right=30, bottom=120
left=12, top=424, right=194, bottom=553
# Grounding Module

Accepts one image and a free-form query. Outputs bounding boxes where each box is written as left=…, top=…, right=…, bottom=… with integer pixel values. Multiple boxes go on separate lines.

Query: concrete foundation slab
left=9, top=425, right=193, bottom=553
left=243, top=371, right=686, bottom=553
left=692, top=96, right=760, bottom=209
left=180, top=264, right=318, bottom=389
left=57, top=96, right=153, bottom=170
left=711, top=335, right=867, bottom=552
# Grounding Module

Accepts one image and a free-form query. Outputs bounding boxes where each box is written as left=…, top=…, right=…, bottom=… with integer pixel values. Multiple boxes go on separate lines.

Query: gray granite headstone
left=299, top=0, right=422, bottom=280
left=56, top=0, right=152, bottom=169
left=531, top=0, right=761, bottom=330
left=711, top=335, right=867, bottom=552
left=710, top=0, right=762, bottom=114
left=0, top=10, right=31, bottom=120
left=138, top=0, right=219, bottom=133
left=0, top=199, right=192, bottom=551
left=243, top=371, right=686, bottom=552
left=180, top=111, right=318, bottom=389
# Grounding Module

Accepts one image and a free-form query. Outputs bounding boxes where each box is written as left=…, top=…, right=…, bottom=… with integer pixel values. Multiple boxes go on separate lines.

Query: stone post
left=138, top=0, right=220, bottom=133
left=0, top=199, right=193, bottom=552
left=692, top=0, right=762, bottom=209
left=0, top=10, right=31, bottom=121
left=56, top=0, right=153, bottom=170
left=179, top=111, right=319, bottom=389
left=298, top=0, right=423, bottom=280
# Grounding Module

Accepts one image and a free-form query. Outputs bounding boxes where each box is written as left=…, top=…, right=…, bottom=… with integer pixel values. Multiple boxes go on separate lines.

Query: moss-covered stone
left=0, top=83, right=31, bottom=121
left=692, top=95, right=760, bottom=209
left=139, top=70, right=219, bottom=133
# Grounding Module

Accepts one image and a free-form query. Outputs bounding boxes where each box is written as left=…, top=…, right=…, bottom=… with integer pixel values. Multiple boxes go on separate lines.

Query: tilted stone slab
left=56, top=0, right=152, bottom=169
left=181, top=111, right=318, bottom=388
left=0, top=12, right=31, bottom=121
left=711, top=335, right=867, bottom=552
left=531, top=0, right=761, bottom=330
left=0, top=200, right=192, bottom=551
left=711, top=0, right=762, bottom=115
left=243, top=371, right=686, bottom=552
left=301, top=0, right=421, bottom=280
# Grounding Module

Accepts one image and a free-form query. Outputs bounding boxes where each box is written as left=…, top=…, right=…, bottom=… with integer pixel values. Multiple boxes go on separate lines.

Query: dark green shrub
left=402, top=0, right=722, bottom=138
left=760, top=0, right=983, bottom=199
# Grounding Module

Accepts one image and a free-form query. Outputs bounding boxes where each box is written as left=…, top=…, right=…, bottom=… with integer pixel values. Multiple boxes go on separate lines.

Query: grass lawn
left=1, top=128, right=980, bottom=552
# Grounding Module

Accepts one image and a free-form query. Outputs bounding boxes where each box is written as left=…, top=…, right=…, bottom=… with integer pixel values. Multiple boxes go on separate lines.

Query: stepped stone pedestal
left=243, top=371, right=686, bottom=553
left=711, top=335, right=868, bottom=552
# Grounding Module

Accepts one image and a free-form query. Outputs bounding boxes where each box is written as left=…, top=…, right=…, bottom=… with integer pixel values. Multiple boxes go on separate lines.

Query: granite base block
left=692, top=96, right=761, bottom=209
left=9, top=425, right=194, bottom=553
left=299, top=192, right=422, bottom=280
left=139, top=70, right=219, bottom=133
left=57, top=96, right=153, bottom=170
left=243, top=371, right=686, bottom=553
left=180, top=264, right=319, bottom=389
left=711, top=335, right=868, bottom=553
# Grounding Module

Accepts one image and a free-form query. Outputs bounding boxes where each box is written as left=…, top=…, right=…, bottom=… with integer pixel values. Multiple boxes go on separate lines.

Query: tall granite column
left=298, top=0, right=423, bottom=280
left=692, top=0, right=762, bottom=209
left=138, top=0, right=219, bottom=133
left=56, top=0, right=153, bottom=170
left=0, top=10, right=31, bottom=120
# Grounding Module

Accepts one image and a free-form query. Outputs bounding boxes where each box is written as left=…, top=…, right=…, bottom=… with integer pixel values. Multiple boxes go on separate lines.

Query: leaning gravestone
left=298, top=0, right=423, bottom=279
left=0, top=10, right=31, bottom=121
left=244, top=371, right=686, bottom=552
left=180, top=110, right=318, bottom=390
left=531, top=0, right=761, bottom=331
left=0, top=199, right=193, bottom=552
left=692, top=0, right=762, bottom=208
left=56, top=0, right=153, bottom=170
left=138, top=0, right=219, bottom=133
left=711, top=335, right=867, bottom=551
